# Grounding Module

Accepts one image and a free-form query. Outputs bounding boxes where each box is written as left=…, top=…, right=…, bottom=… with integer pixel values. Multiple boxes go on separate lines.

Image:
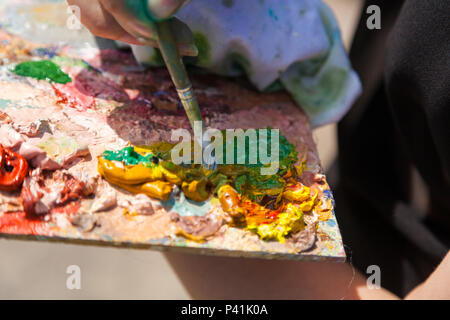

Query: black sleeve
left=333, top=0, right=450, bottom=297
left=385, top=0, right=450, bottom=215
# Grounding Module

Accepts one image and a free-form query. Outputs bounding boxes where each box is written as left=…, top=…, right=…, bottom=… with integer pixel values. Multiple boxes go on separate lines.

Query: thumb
left=99, top=0, right=197, bottom=56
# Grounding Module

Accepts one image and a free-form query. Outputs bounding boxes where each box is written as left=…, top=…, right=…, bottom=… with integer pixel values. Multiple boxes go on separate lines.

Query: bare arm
left=164, top=252, right=399, bottom=300
left=405, top=252, right=450, bottom=300
left=164, top=251, right=449, bottom=300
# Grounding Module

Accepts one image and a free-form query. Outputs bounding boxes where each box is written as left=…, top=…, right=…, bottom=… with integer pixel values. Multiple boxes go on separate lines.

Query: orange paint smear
left=240, top=199, right=284, bottom=225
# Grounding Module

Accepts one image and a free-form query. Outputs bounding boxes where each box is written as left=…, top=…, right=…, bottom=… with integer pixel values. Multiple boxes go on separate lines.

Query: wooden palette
left=0, top=0, right=345, bottom=261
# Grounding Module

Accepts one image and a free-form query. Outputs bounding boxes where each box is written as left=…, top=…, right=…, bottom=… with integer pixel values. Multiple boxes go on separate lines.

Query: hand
left=67, top=0, right=197, bottom=56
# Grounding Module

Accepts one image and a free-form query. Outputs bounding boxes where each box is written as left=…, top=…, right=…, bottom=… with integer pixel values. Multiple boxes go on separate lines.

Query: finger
left=67, top=0, right=142, bottom=45
left=100, top=1, right=197, bottom=56
left=99, top=0, right=158, bottom=42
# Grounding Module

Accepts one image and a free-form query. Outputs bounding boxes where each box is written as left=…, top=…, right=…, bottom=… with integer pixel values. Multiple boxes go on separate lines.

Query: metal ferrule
left=177, top=86, right=194, bottom=101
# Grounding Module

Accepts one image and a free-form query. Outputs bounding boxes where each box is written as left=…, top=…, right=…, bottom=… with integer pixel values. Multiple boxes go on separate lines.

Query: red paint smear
left=52, top=82, right=95, bottom=111
left=73, top=70, right=130, bottom=102
left=0, top=201, right=81, bottom=236
left=0, top=211, right=52, bottom=235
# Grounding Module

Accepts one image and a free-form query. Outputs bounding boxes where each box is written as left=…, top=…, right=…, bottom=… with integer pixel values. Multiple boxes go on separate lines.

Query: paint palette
left=0, top=0, right=345, bottom=261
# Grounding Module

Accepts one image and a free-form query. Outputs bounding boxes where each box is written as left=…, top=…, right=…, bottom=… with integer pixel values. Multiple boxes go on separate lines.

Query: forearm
left=405, top=252, right=450, bottom=300
left=166, top=249, right=450, bottom=299
left=164, top=253, right=399, bottom=300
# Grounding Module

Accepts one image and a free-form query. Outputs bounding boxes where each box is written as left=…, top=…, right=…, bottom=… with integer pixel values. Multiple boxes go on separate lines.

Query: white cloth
left=132, top=0, right=362, bottom=127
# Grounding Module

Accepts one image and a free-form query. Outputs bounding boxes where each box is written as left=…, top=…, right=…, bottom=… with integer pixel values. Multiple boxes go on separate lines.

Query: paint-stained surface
left=0, top=0, right=345, bottom=261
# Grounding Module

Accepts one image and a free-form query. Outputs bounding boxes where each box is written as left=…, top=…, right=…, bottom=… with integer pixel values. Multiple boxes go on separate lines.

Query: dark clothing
left=332, top=0, right=450, bottom=297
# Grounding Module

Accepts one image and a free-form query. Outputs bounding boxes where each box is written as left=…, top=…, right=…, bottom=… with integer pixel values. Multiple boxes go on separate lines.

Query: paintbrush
left=155, top=20, right=216, bottom=170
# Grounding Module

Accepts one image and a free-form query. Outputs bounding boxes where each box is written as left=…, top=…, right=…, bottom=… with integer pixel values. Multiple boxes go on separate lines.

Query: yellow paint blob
left=182, top=178, right=210, bottom=202
left=247, top=203, right=304, bottom=243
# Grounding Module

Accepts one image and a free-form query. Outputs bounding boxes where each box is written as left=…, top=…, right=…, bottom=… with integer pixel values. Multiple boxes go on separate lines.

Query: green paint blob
left=103, top=146, right=158, bottom=167
left=103, top=131, right=298, bottom=203
left=193, top=32, right=211, bottom=65
left=12, top=60, right=72, bottom=84
left=220, top=129, right=298, bottom=201
left=223, top=129, right=297, bottom=169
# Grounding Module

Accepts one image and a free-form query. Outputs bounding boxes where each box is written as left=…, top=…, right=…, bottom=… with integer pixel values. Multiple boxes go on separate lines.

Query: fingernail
left=136, top=36, right=151, bottom=44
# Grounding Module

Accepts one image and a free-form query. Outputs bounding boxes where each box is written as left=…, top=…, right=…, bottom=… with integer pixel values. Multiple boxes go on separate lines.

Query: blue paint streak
left=32, top=47, right=58, bottom=58
left=162, top=193, right=212, bottom=217
left=323, top=189, right=333, bottom=199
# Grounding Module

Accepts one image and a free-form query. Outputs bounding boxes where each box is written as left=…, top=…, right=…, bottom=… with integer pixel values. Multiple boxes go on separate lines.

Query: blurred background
left=0, top=0, right=363, bottom=299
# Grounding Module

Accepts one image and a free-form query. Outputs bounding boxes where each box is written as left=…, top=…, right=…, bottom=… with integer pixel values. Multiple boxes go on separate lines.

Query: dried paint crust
left=0, top=29, right=345, bottom=261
